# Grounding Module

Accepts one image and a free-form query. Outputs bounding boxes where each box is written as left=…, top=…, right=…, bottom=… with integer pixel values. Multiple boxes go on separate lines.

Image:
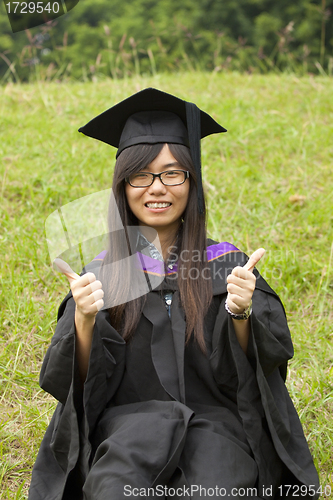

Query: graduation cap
left=79, top=88, right=226, bottom=214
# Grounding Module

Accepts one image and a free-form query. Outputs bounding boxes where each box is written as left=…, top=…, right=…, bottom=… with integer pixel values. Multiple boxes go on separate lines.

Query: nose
left=147, top=175, right=167, bottom=194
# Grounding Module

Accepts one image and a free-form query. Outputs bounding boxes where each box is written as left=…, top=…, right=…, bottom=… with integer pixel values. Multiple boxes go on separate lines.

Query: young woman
left=29, top=89, right=319, bottom=500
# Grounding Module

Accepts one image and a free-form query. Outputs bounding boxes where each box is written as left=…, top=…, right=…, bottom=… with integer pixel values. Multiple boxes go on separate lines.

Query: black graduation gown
left=28, top=242, right=320, bottom=500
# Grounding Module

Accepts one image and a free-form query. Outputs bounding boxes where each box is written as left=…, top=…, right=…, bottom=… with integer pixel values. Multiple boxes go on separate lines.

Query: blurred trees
left=0, top=0, right=332, bottom=81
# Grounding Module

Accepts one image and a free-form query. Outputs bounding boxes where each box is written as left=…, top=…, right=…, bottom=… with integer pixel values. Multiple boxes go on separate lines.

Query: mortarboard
left=79, top=88, right=226, bottom=214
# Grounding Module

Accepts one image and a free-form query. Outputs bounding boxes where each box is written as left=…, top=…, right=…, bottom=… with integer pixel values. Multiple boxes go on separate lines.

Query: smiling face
left=125, top=144, right=190, bottom=241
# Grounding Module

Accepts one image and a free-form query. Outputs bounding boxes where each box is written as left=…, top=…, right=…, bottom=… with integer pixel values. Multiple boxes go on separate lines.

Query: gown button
left=168, top=264, right=174, bottom=270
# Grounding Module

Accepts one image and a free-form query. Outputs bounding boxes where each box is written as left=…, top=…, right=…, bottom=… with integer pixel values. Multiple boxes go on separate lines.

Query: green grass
left=1, top=73, right=332, bottom=498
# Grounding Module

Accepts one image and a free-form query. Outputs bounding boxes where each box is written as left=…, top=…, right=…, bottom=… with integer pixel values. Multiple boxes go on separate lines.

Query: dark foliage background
left=0, top=0, right=332, bottom=81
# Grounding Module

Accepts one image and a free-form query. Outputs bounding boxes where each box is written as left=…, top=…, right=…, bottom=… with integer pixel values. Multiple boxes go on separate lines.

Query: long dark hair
left=99, top=142, right=212, bottom=352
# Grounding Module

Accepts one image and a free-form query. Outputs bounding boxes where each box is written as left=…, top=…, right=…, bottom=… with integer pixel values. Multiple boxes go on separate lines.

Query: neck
left=139, top=223, right=180, bottom=260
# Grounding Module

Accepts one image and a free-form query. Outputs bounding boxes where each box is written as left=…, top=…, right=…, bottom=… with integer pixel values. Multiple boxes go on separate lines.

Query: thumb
left=243, top=248, right=265, bottom=272
left=53, top=258, right=80, bottom=283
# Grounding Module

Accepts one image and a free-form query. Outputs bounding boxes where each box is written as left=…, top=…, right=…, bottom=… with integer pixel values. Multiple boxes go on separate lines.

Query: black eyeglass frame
left=125, top=170, right=190, bottom=188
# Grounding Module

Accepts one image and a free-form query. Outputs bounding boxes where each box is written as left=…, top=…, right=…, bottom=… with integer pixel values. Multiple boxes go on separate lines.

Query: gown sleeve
left=40, top=290, right=126, bottom=423
left=247, top=286, right=294, bottom=379
left=209, top=285, right=293, bottom=399
left=29, top=289, right=126, bottom=500
left=210, top=283, right=320, bottom=496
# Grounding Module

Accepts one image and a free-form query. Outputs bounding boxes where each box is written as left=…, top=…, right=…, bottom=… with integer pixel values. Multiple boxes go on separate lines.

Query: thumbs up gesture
left=54, top=258, right=104, bottom=318
left=226, top=248, right=265, bottom=317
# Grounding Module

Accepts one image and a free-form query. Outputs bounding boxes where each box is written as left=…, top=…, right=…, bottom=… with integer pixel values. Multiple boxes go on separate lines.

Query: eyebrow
left=140, top=161, right=182, bottom=172
left=163, top=162, right=181, bottom=169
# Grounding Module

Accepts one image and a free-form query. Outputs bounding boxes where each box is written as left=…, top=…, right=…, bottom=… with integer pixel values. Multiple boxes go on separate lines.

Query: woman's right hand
left=68, top=272, right=104, bottom=382
left=69, top=272, right=104, bottom=319
left=54, top=259, right=105, bottom=380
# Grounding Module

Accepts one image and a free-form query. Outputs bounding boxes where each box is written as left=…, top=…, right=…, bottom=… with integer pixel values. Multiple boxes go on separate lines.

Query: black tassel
left=185, top=102, right=204, bottom=215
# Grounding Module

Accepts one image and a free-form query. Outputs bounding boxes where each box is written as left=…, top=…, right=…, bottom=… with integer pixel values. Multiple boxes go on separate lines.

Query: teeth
left=147, top=203, right=171, bottom=208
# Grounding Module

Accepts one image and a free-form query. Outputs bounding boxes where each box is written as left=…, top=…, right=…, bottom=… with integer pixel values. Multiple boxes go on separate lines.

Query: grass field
left=0, top=72, right=333, bottom=498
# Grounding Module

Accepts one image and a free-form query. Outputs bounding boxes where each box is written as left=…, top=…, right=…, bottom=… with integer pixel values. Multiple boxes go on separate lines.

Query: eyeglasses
left=126, top=170, right=190, bottom=187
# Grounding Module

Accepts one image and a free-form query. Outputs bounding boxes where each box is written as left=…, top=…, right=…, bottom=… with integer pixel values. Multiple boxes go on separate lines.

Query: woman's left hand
left=226, top=248, right=265, bottom=315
